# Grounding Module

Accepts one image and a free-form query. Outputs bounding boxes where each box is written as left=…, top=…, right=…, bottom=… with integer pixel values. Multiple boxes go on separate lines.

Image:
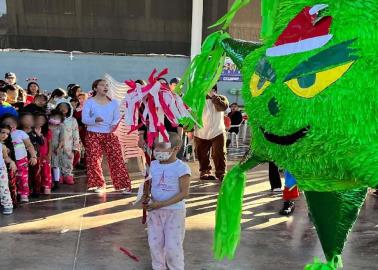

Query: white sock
left=53, top=167, right=60, bottom=182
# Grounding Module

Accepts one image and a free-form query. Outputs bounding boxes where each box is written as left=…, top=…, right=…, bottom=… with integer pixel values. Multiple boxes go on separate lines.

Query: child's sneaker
left=94, top=186, right=106, bottom=193
left=279, top=201, right=295, bottom=216
left=121, top=189, right=132, bottom=195
left=20, top=195, right=29, bottom=203
left=63, top=176, right=75, bottom=185
left=2, top=208, right=13, bottom=215
left=44, top=188, right=51, bottom=195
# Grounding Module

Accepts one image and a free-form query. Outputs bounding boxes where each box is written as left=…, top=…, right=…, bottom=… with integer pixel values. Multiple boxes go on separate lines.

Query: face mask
left=154, top=151, right=172, bottom=162
left=49, top=119, right=61, bottom=125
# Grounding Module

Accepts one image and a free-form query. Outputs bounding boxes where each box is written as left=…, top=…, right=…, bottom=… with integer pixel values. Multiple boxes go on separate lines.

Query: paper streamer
left=119, top=247, right=140, bottom=262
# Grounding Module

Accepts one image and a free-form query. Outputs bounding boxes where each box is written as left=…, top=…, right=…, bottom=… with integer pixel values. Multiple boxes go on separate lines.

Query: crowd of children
left=0, top=78, right=88, bottom=215
left=0, top=74, right=194, bottom=270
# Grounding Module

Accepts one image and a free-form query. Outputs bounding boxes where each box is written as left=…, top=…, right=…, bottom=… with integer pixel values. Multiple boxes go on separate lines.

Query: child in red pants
left=19, top=113, right=44, bottom=197
left=75, top=93, right=88, bottom=168
left=35, top=113, right=52, bottom=194
left=279, top=171, right=300, bottom=216
left=2, top=115, right=37, bottom=203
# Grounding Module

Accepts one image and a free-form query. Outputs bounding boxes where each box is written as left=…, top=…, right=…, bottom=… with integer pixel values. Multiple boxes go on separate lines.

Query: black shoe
left=75, top=163, right=86, bottom=170
left=279, top=201, right=295, bottom=216
left=31, top=193, right=40, bottom=198
left=52, top=182, right=60, bottom=191
left=200, top=174, right=217, bottom=181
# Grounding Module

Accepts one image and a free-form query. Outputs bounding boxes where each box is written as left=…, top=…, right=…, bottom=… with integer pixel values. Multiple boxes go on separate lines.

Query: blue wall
left=0, top=51, right=244, bottom=105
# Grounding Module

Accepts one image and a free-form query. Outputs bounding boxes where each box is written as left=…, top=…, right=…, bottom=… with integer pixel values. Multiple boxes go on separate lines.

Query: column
left=190, top=0, right=203, bottom=59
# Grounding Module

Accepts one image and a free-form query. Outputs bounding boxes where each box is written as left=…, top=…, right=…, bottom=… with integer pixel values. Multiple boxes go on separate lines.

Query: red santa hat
left=266, top=4, right=333, bottom=57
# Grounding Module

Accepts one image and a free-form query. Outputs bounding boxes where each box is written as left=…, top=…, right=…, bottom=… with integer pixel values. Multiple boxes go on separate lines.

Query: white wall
left=0, top=50, right=243, bottom=105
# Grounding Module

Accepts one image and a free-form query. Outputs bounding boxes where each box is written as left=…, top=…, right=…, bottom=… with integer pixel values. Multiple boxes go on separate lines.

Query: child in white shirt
left=2, top=115, right=37, bottom=203
left=147, top=133, right=191, bottom=270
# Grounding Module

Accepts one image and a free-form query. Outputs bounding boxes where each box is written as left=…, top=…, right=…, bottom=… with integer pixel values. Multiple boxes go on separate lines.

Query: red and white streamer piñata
left=123, top=68, right=194, bottom=146
left=106, top=68, right=195, bottom=224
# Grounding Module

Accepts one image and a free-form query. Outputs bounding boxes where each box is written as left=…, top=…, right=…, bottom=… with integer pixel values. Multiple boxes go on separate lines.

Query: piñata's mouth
left=261, top=126, right=310, bottom=145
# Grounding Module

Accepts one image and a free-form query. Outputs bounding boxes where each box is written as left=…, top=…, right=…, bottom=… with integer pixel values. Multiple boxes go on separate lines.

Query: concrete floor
left=0, top=162, right=377, bottom=270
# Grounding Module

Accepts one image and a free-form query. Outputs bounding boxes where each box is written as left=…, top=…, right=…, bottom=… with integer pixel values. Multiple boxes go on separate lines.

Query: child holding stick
left=147, top=133, right=191, bottom=270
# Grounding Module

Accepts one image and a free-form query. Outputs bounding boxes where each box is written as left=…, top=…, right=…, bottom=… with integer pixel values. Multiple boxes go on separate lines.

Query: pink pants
left=40, top=158, right=52, bottom=189
left=16, top=157, right=29, bottom=196
left=147, top=209, right=186, bottom=270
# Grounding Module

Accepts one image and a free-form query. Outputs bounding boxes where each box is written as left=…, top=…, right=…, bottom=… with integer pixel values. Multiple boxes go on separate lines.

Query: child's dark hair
left=48, top=88, right=66, bottom=102
left=0, top=123, right=12, bottom=132
left=0, top=123, right=15, bottom=160
left=91, top=79, right=106, bottom=97
left=56, top=102, right=72, bottom=118
left=0, top=113, right=18, bottom=125
left=18, top=112, right=34, bottom=129
left=70, top=97, right=79, bottom=105
left=34, top=93, right=48, bottom=102
left=49, top=109, right=64, bottom=123
left=135, top=79, right=146, bottom=86
left=3, top=84, right=17, bottom=92
left=27, top=82, right=40, bottom=95
left=158, top=78, right=169, bottom=85
left=0, top=80, right=6, bottom=89
left=34, top=112, right=49, bottom=136
left=67, top=84, right=81, bottom=99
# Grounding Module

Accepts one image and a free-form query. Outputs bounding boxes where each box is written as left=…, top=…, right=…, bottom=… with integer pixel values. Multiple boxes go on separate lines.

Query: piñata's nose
left=268, top=97, right=279, bottom=116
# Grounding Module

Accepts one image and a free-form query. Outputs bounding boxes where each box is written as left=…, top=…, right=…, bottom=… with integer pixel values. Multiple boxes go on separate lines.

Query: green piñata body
left=182, top=0, right=378, bottom=268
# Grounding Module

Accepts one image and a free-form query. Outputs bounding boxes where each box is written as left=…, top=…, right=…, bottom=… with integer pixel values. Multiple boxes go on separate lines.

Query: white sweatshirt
left=82, top=98, right=121, bottom=133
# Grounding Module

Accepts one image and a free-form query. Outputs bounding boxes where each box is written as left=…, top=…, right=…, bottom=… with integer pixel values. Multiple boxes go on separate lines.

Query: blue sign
left=220, top=57, right=242, bottom=82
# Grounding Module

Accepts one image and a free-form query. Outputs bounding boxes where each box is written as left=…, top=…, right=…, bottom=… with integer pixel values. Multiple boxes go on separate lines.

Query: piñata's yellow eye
left=285, top=61, right=355, bottom=98
left=250, top=73, right=271, bottom=97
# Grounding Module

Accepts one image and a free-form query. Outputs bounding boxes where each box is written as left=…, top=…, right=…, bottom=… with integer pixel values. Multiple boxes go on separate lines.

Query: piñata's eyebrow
left=285, top=39, right=358, bottom=81
left=255, top=57, right=277, bottom=82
